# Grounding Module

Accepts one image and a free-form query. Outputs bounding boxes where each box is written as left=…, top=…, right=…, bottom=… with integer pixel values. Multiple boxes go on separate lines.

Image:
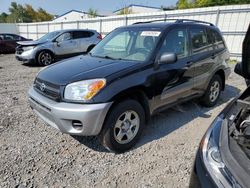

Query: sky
left=0, top=0, right=178, bottom=15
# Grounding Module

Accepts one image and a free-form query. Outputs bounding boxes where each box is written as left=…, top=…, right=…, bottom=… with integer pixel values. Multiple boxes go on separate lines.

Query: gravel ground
left=0, top=54, right=246, bottom=188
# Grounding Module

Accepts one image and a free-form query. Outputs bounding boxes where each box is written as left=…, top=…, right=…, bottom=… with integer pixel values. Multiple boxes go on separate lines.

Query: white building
left=52, top=10, right=91, bottom=22
left=113, top=4, right=162, bottom=14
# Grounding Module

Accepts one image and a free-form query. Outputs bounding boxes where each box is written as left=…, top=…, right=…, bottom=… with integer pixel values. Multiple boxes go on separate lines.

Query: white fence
left=0, top=23, right=18, bottom=34
left=16, top=4, right=250, bottom=60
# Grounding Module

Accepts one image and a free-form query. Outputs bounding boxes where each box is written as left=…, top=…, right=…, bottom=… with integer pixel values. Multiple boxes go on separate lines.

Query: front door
left=54, top=32, right=78, bottom=56
left=152, top=26, right=195, bottom=111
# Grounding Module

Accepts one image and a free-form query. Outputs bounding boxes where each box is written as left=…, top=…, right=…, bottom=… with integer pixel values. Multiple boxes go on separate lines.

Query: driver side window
left=56, top=32, right=72, bottom=42
left=159, top=28, right=189, bottom=59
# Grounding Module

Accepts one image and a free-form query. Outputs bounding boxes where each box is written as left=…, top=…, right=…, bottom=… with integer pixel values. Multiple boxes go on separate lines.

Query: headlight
left=201, top=117, right=241, bottom=188
left=23, top=46, right=34, bottom=51
left=64, top=79, right=106, bottom=101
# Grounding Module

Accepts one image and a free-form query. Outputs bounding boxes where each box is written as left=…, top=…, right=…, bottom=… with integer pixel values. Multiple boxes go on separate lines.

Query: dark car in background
left=189, top=24, right=250, bottom=188
left=0, top=33, right=31, bottom=54
left=15, top=29, right=102, bottom=66
left=28, top=19, right=230, bottom=153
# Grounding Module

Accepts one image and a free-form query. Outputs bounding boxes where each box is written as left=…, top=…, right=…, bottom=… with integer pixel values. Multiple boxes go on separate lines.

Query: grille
left=34, top=78, right=61, bottom=101
left=16, top=47, right=23, bottom=55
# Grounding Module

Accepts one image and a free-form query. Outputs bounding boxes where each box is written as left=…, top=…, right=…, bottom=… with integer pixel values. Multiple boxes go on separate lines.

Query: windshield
left=91, top=28, right=161, bottom=62
left=38, top=31, right=60, bottom=42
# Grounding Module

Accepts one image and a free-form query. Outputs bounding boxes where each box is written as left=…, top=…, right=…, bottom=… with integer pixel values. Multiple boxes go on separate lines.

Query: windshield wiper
left=104, top=55, right=117, bottom=60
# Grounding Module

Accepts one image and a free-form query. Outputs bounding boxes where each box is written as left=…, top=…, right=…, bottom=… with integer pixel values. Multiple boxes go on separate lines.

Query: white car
left=15, top=29, right=102, bottom=66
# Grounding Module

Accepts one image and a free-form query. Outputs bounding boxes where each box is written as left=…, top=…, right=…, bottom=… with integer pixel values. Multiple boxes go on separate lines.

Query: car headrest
left=143, top=36, right=154, bottom=51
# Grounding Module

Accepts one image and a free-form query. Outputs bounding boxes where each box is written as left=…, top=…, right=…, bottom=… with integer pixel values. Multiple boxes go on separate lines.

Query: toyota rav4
left=28, top=19, right=231, bottom=152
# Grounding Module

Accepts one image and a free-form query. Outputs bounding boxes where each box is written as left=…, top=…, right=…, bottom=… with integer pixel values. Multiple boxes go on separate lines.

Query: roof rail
left=175, top=19, right=214, bottom=26
left=133, top=19, right=214, bottom=26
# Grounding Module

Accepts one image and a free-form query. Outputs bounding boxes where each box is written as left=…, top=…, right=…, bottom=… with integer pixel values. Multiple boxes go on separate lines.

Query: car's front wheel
left=37, top=51, right=53, bottom=66
left=100, top=100, right=145, bottom=153
left=200, top=74, right=222, bottom=107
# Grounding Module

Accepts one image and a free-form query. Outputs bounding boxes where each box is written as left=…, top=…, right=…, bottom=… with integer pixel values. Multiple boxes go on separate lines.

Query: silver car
left=15, top=29, right=102, bottom=66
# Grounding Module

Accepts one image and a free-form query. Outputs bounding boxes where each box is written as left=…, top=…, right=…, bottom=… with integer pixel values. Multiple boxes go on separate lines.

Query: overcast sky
left=0, top=0, right=178, bottom=15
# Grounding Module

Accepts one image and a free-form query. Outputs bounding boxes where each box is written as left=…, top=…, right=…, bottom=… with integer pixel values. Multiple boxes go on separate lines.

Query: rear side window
left=190, top=28, right=208, bottom=54
left=211, top=30, right=225, bottom=50
left=4, top=34, right=15, bottom=40
left=73, top=31, right=94, bottom=39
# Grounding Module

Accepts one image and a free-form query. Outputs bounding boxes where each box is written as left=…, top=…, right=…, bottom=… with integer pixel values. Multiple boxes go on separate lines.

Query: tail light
left=97, top=34, right=102, bottom=40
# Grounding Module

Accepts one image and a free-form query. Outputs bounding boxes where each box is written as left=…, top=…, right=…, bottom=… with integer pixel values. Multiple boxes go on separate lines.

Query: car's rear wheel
left=100, top=100, right=145, bottom=153
left=200, top=75, right=222, bottom=107
left=37, top=51, right=53, bottom=66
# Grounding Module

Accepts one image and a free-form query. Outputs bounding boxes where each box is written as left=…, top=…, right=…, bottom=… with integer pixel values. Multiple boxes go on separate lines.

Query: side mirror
left=234, top=63, right=243, bottom=77
left=159, top=53, right=177, bottom=64
left=54, top=40, right=60, bottom=47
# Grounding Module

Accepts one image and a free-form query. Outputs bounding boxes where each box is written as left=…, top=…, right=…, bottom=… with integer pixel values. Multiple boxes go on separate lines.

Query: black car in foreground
left=28, top=19, right=230, bottom=153
left=190, top=24, right=250, bottom=187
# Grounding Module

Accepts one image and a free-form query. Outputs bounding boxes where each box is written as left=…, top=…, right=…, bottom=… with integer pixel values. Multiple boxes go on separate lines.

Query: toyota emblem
left=40, top=83, right=46, bottom=92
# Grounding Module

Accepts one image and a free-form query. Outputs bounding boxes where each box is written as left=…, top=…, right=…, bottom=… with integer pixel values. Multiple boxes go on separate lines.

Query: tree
left=0, top=13, right=8, bottom=23
left=87, top=8, right=98, bottom=18
left=3, top=2, right=53, bottom=23
left=25, top=4, right=38, bottom=21
left=177, top=0, right=193, bottom=9
left=36, top=8, right=53, bottom=22
left=117, top=7, right=132, bottom=15
left=177, top=0, right=250, bottom=9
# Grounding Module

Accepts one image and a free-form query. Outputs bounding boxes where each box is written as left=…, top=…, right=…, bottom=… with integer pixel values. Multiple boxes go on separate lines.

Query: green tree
left=4, top=2, right=53, bottom=23
left=25, top=4, right=38, bottom=21
left=87, top=8, right=98, bottom=18
left=117, top=7, right=132, bottom=15
left=36, top=8, right=53, bottom=22
left=177, top=0, right=250, bottom=9
left=177, top=0, right=192, bottom=9
left=0, top=12, right=8, bottom=23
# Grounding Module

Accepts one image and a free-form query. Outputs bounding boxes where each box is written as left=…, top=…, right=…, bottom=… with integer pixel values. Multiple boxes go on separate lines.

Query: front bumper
left=15, top=49, right=35, bottom=63
left=28, top=87, right=112, bottom=135
left=189, top=151, right=216, bottom=188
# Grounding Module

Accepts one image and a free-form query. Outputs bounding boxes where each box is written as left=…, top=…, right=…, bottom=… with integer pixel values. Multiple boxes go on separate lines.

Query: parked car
left=16, top=29, right=102, bottom=66
left=0, top=33, right=31, bottom=54
left=28, top=19, right=231, bottom=153
left=189, top=24, right=250, bottom=188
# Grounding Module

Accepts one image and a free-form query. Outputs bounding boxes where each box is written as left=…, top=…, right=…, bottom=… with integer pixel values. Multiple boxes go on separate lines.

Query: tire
left=37, top=51, right=53, bottom=66
left=200, top=75, right=222, bottom=107
left=100, top=100, right=145, bottom=153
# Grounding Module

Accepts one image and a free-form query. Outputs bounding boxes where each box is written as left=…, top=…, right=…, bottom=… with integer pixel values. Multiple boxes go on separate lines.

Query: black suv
left=28, top=19, right=231, bottom=152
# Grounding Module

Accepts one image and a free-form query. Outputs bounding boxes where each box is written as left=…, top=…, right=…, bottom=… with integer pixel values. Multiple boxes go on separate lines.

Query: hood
left=17, top=40, right=45, bottom=46
left=37, top=55, right=140, bottom=85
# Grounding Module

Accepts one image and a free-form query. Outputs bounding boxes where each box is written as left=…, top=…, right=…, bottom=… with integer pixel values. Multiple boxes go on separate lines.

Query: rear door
left=72, top=31, right=94, bottom=53
left=3, top=34, right=18, bottom=52
left=54, top=32, right=78, bottom=55
left=189, top=26, right=216, bottom=95
left=152, top=26, right=195, bottom=110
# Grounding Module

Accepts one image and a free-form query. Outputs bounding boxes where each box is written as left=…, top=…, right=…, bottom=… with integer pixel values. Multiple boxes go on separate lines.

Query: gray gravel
left=0, top=54, right=246, bottom=188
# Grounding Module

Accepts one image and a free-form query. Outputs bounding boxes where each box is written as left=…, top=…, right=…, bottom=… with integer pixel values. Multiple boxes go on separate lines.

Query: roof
left=113, top=4, right=161, bottom=13
left=53, top=9, right=105, bottom=21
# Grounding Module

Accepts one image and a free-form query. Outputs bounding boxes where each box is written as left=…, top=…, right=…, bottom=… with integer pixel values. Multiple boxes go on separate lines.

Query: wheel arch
left=214, top=69, right=225, bottom=90
left=104, top=86, right=151, bottom=125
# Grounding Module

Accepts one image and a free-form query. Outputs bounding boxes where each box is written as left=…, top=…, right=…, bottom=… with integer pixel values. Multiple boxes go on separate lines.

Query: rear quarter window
left=73, top=31, right=94, bottom=39
left=211, top=29, right=225, bottom=50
